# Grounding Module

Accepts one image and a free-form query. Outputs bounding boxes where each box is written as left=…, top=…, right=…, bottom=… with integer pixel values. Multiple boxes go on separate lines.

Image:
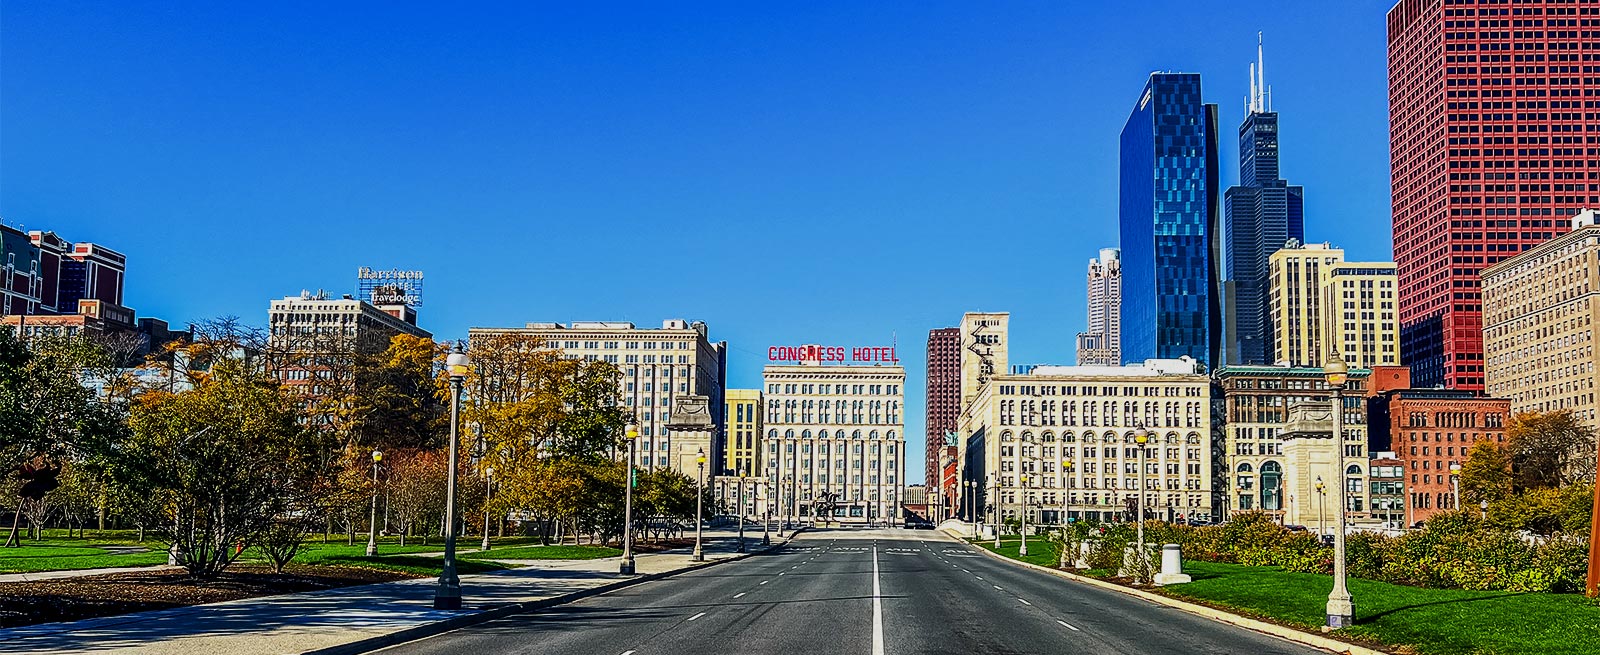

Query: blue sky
left=1, top=1, right=1398, bottom=482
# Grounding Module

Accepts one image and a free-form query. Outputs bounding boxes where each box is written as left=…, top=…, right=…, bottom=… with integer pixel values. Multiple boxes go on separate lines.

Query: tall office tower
left=1120, top=73, right=1222, bottom=368
left=1224, top=35, right=1305, bottom=365
left=1268, top=242, right=1401, bottom=369
left=925, top=327, right=960, bottom=498
left=724, top=389, right=763, bottom=477
left=1075, top=248, right=1123, bottom=366
left=1387, top=0, right=1600, bottom=390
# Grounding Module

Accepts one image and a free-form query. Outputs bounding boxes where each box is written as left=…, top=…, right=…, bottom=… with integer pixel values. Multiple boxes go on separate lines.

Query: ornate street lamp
left=1449, top=462, right=1462, bottom=511
left=1019, top=474, right=1030, bottom=556
left=1324, top=350, right=1354, bottom=629
left=480, top=467, right=494, bottom=551
left=693, top=448, right=706, bottom=562
left=620, top=423, right=639, bottom=574
left=1059, top=459, right=1074, bottom=567
left=433, top=345, right=470, bottom=610
left=1133, top=425, right=1150, bottom=579
left=365, top=450, right=382, bottom=557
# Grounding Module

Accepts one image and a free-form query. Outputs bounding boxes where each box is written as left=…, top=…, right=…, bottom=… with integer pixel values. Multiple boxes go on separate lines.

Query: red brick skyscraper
left=1387, top=0, right=1599, bottom=390
left=925, top=327, right=960, bottom=518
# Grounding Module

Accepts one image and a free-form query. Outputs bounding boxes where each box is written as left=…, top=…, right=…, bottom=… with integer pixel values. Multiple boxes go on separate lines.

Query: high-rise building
left=957, top=357, right=1216, bottom=523
left=1268, top=242, right=1401, bottom=369
left=268, top=291, right=432, bottom=407
left=959, top=312, right=1008, bottom=412
left=760, top=362, right=906, bottom=526
left=1075, top=248, right=1122, bottom=366
left=724, top=389, right=763, bottom=477
left=1387, top=0, right=1600, bottom=390
left=925, top=327, right=961, bottom=512
left=1225, top=35, right=1305, bottom=366
left=1119, top=73, right=1222, bottom=368
left=1482, top=210, right=1600, bottom=425
left=467, top=320, right=728, bottom=475
left=1, top=224, right=42, bottom=315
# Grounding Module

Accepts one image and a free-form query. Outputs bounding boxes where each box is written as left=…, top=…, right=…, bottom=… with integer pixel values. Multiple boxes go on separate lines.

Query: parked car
left=1285, top=524, right=1310, bottom=532
left=905, top=521, right=935, bottom=530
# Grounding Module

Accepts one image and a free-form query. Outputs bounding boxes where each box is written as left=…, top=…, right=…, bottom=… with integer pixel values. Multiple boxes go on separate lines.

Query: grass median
left=463, top=544, right=620, bottom=561
left=972, top=535, right=1600, bottom=655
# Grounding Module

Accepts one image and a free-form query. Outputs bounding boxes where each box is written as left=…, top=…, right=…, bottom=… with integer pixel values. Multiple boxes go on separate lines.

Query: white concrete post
left=1153, top=543, right=1192, bottom=586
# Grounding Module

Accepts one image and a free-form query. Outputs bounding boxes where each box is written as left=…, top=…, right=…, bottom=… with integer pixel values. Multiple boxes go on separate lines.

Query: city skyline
left=1, top=2, right=1401, bottom=483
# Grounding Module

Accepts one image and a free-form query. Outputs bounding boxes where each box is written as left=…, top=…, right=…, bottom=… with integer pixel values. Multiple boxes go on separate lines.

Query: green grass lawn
left=289, top=544, right=507, bottom=576
left=1162, top=561, right=1600, bottom=655
left=975, top=538, right=1600, bottom=655
left=0, top=543, right=169, bottom=573
left=973, top=536, right=1064, bottom=569
left=463, top=544, right=620, bottom=561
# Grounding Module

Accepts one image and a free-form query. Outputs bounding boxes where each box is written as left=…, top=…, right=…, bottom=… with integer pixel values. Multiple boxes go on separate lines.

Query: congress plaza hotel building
left=759, top=344, right=906, bottom=526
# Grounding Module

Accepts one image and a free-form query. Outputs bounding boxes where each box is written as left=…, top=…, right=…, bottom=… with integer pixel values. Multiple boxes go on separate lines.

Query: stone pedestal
left=1153, top=543, right=1191, bottom=585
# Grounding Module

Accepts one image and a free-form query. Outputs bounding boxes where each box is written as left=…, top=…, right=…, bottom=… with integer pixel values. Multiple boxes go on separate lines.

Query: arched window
left=1236, top=463, right=1254, bottom=472
left=768, top=429, right=778, bottom=440
left=1185, top=432, right=1201, bottom=444
left=1062, top=432, right=1076, bottom=443
left=785, top=429, right=795, bottom=439
left=886, top=430, right=897, bottom=440
left=802, top=430, right=812, bottom=439
left=852, top=430, right=862, bottom=440
left=1346, top=464, right=1362, bottom=476
left=1041, top=431, right=1054, bottom=443
left=1260, top=461, right=1284, bottom=511
left=869, top=430, right=880, bottom=440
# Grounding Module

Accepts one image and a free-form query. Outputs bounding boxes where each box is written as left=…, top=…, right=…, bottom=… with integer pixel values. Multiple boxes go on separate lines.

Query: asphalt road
left=380, top=528, right=1328, bottom=655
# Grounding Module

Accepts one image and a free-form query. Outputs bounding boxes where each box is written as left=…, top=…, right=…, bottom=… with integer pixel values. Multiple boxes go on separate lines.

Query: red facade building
left=1378, top=389, right=1509, bottom=525
left=925, top=327, right=961, bottom=519
left=1387, top=0, right=1600, bottom=390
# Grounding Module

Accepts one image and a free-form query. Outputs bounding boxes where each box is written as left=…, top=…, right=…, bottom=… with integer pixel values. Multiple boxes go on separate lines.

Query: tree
left=386, top=449, right=446, bottom=546
left=1460, top=440, right=1513, bottom=503
left=351, top=335, right=446, bottom=451
left=108, top=360, right=332, bottom=577
left=1, top=331, right=127, bottom=547
left=1507, top=410, right=1597, bottom=490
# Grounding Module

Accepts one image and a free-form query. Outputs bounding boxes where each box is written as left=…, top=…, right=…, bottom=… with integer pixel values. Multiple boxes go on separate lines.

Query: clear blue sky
left=1, top=1, right=1398, bottom=482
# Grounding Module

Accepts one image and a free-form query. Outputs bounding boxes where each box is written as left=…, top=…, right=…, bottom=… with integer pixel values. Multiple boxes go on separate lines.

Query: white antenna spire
left=1256, top=31, right=1267, bottom=113
left=1249, top=63, right=1259, bottom=114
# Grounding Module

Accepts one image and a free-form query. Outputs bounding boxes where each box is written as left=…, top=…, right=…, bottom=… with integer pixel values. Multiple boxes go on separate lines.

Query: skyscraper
left=1224, top=35, right=1304, bottom=365
left=1388, top=0, right=1600, bottom=389
left=1075, top=248, right=1122, bottom=366
left=925, top=327, right=960, bottom=496
left=1119, top=73, right=1222, bottom=368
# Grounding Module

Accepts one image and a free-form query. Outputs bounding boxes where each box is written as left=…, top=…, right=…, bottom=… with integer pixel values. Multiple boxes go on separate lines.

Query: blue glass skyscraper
left=1224, top=37, right=1304, bottom=365
left=1119, top=73, right=1221, bottom=368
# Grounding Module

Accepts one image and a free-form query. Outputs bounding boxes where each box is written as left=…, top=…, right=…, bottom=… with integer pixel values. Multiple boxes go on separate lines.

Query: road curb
left=944, top=530, right=1390, bottom=655
left=303, top=531, right=804, bottom=655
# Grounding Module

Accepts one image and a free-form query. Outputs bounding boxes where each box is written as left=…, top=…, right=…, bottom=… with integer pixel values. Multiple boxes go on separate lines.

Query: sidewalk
left=0, top=564, right=183, bottom=584
left=0, top=531, right=777, bottom=655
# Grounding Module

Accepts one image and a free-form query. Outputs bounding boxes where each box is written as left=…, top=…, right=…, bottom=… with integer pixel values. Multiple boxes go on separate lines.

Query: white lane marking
left=687, top=612, right=707, bottom=621
left=975, top=576, right=984, bottom=581
left=872, top=545, right=885, bottom=655
left=1018, top=598, right=1032, bottom=606
left=760, top=580, right=769, bottom=585
left=621, top=651, right=636, bottom=655
left=992, top=585, right=1003, bottom=590
left=734, top=592, right=747, bottom=598
left=1057, top=619, right=1081, bottom=631
left=779, top=572, right=786, bottom=576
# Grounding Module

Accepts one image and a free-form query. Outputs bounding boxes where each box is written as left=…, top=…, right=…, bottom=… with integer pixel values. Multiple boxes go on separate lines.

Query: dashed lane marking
left=1057, top=620, right=1081, bottom=631
left=734, top=592, right=747, bottom=598
left=992, top=585, right=1003, bottom=590
left=1018, top=599, right=1032, bottom=606
left=760, top=581, right=769, bottom=585
left=687, top=612, right=707, bottom=622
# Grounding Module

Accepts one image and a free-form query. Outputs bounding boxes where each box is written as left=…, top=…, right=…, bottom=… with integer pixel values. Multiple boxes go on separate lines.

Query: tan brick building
left=1482, top=210, right=1600, bottom=426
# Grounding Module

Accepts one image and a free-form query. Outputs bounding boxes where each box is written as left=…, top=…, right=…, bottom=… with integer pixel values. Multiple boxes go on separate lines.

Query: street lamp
left=693, top=448, right=706, bottom=562
left=620, top=423, right=639, bottom=575
left=736, top=475, right=747, bottom=553
left=1019, top=474, right=1030, bottom=557
left=480, top=467, right=494, bottom=551
left=1480, top=498, right=1488, bottom=521
left=1449, top=462, right=1462, bottom=511
left=965, top=481, right=977, bottom=539
left=1323, top=350, right=1354, bottom=629
left=434, top=345, right=470, bottom=610
left=365, top=450, right=382, bottom=557
left=762, top=479, right=771, bottom=546
left=991, top=475, right=1001, bottom=550
left=1133, top=426, right=1150, bottom=579
left=1060, top=460, right=1074, bottom=568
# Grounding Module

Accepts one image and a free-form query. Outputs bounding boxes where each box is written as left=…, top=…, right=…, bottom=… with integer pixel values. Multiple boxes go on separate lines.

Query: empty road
left=381, top=528, right=1327, bottom=655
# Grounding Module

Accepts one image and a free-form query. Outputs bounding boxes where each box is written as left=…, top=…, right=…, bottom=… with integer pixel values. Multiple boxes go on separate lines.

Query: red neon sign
left=768, top=344, right=898, bottom=363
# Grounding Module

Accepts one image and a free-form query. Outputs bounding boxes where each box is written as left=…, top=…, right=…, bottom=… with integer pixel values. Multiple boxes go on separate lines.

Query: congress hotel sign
left=768, top=344, right=899, bottom=364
